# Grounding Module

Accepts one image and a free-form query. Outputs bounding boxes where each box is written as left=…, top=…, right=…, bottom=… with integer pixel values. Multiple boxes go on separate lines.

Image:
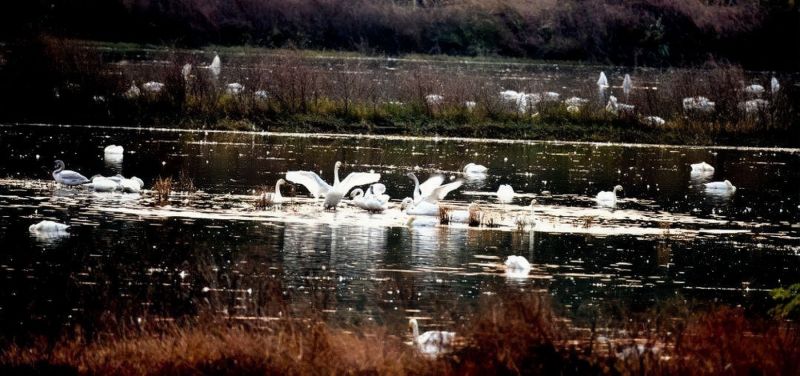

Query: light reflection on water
left=0, top=123, right=799, bottom=339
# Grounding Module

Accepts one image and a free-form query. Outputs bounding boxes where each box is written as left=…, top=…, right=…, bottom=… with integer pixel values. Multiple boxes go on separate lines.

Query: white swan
left=690, top=162, right=715, bottom=172
left=642, top=116, right=665, bottom=126
left=262, top=178, right=286, bottom=205
left=740, top=99, right=769, bottom=114
left=704, top=180, right=736, bottom=193
left=209, top=54, right=221, bottom=77
left=104, top=145, right=124, bottom=155
left=408, top=318, right=455, bottom=356
left=496, top=184, right=515, bottom=203
left=286, top=161, right=380, bottom=209
left=124, top=82, right=140, bottom=98
left=505, top=255, right=531, bottom=278
left=622, top=74, right=632, bottom=97
left=425, top=94, right=443, bottom=105
left=142, top=81, right=165, bottom=93
left=87, top=175, right=120, bottom=192
left=29, top=220, right=69, bottom=233
left=683, top=96, right=715, bottom=112
left=564, top=96, right=589, bottom=107
left=463, top=163, right=487, bottom=175
left=596, top=185, right=623, bottom=206
left=606, top=95, right=635, bottom=114
left=350, top=187, right=389, bottom=213
left=407, top=173, right=463, bottom=204
left=771, top=77, right=780, bottom=94
left=182, top=63, right=192, bottom=80
left=226, top=83, right=244, bottom=95
left=744, top=84, right=765, bottom=95
left=400, top=198, right=439, bottom=216
left=52, top=160, right=89, bottom=186
left=597, top=72, right=609, bottom=88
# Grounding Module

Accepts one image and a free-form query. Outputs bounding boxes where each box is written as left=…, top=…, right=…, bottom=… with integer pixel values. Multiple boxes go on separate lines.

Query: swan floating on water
left=52, top=160, right=89, bottom=186
left=505, top=255, right=532, bottom=278
left=463, top=163, right=488, bottom=175
left=29, top=220, right=69, bottom=234
left=496, top=184, right=515, bottom=203
left=596, top=185, right=623, bottom=207
left=597, top=72, right=609, bottom=88
left=209, top=55, right=221, bottom=77
left=690, top=162, right=715, bottom=172
left=286, top=161, right=380, bottom=209
left=87, top=175, right=120, bottom=192
left=408, top=318, right=455, bottom=356
left=704, top=180, right=736, bottom=193
left=104, top=145, right=124, bottom=155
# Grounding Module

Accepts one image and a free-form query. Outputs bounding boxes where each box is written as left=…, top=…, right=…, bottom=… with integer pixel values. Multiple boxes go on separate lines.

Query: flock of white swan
left=28, top=141, right=742, bottom=355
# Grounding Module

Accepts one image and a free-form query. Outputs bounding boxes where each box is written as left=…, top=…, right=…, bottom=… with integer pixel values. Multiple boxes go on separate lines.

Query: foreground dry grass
left=2, top=295, right=798, bottom=375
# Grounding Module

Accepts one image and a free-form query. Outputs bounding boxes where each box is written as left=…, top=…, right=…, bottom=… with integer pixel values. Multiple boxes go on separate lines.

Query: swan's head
left=725, top=180, right=736, bottom=191
left=276, top=178, right=286, bottom=185
left=408, top=318, right=419, bottom=335
left=613, top=185, right=623, bottom=192
left=350, top=188, right=364, bottom=199
left=405, top=172, right=417, bottom=180
left=371, top=183, right=386, bottom=195
left=463, top=163, right=474, bottom=172
left=400, top=197, right=413, bottom=211
left=529, top=199, right=537, bottom=207
left=335, top=161, right=343, bottom=169
left=53, top=160, right=65, bottom=170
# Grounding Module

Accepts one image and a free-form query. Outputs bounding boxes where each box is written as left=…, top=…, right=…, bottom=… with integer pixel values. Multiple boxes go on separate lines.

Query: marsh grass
left=2, top=293, right=798, bottom=375
left=0, top=38, right=797, bottom=146
left=152, top=177, right=172, bottom=205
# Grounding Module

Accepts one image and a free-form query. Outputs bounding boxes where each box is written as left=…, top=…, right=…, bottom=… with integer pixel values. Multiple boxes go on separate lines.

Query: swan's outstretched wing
left=419, top=175, right=445, bottom=197
left=424, top=180, right=463, bottom=203
left=336, top=172, right=381, bottom=195
left=286, top=171, right=332, bottom=198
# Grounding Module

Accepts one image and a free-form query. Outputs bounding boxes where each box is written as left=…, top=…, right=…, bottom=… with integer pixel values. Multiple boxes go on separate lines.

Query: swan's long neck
left=54, top=162, right=64, bottom=174
left=410, top=320, right=420, bottom=341
left=333, top=163, right=341, bottom=187
left=274, top=180, right=283, bottom=200
left=410, top=174, right=421, bottom=200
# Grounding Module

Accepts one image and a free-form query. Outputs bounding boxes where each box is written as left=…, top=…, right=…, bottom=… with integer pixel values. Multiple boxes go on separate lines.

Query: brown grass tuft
left=152, top=177, right=173, bottom=205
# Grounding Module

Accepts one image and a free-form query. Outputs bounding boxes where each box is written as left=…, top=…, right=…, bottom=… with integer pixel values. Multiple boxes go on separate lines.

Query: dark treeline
left=1, top=0, right=798, bottom=69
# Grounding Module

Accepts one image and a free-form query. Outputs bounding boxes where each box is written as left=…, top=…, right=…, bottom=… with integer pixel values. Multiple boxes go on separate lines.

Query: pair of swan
left=408, top=318, right=455, bottom=356
left=400, top=173, right=463, bottom=215
left=286, top=161, right=381, bottom=209
left=596, top=185, right=623, bottom=207
left=87, top=175, right=144, bottom=193
left=350, top=183, right=390, bottom=213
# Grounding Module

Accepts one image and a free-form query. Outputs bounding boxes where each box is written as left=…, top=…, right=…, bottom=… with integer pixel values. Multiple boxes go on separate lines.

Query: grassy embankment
left=0, top=38, right=798, bottom=146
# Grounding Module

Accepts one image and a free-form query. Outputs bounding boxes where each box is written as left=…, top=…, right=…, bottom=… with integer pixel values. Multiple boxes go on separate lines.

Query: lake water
left=1, top=123, right=799, bottom=339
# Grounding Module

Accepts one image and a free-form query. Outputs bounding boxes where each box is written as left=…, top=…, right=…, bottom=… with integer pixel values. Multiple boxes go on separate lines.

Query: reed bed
left=1, top=293, right=797, bottom=375
left=0, top=38, right=797, bottom=146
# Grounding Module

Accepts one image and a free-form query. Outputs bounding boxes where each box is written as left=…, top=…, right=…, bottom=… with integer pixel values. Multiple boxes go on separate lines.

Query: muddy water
left=0, top=123, right=798, bottom=339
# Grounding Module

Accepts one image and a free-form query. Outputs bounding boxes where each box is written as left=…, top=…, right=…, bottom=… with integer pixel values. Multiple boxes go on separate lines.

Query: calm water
left=1, top=123, right=799, bottom=339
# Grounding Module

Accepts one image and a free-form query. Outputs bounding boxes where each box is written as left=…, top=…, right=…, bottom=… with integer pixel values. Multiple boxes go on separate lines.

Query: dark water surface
left=1, top=123, right=799, bottom=339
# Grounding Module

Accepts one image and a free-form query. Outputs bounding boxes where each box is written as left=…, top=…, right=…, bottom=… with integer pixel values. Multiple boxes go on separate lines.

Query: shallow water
left=1, top=123, right=799, bottom=339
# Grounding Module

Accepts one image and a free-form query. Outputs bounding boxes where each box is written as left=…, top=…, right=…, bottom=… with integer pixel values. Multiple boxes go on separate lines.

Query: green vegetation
left=771, top=284, right=800, bottom=320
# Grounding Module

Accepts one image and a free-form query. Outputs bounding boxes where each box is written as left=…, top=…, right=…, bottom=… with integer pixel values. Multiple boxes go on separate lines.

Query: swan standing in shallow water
left=596, top=185, right=623, bottom=207
left=262, top=179, right=287, bottom=205
left=401, top=173, right=463, bottom=215
left=350, top=187, right=389, bottom=213
left=52, top=160, right=89, bottom=186
left=496, top=184, right=515, bottom=203
left=622, top=74, right=632, bottom=99
left=209, top=54, right=221, bottom=77
left=408, top=318, right=455, bottom=356
left=597, top=72, right=609, bottom=88
left=704, top=180, right=736, bottom=193
left=286, top=161, right=380, bottom=210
